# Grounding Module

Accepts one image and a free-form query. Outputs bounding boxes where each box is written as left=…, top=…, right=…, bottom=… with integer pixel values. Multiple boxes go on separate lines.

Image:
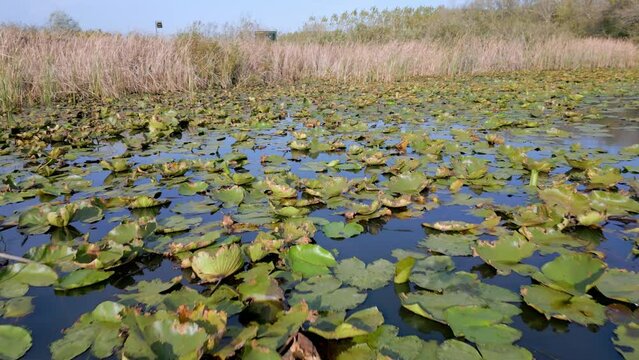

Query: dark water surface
left=0, top=87, right=638, bottom=360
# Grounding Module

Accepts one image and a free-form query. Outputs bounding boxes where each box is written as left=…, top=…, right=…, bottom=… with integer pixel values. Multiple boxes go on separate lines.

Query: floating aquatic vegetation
left=0, top=325, right=32, bottom=360
left=286, top=244, right=337, bottom=277
left=0, top=69, right=638, bottom=359
left=323, top=221, right=364, bottom=239
left=190, top=244, right=244, bottom=283
left=521, top=285, right=606, bottom=326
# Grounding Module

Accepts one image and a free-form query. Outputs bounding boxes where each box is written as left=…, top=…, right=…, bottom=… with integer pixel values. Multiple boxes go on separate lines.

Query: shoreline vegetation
left=1, top=1, right=639, bottom=112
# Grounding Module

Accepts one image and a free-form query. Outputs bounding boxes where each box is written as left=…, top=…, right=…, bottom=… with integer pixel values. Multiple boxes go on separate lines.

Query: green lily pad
left=159, top=161, right=189, bottom=178
left=597, top=269, right=639, bottom=305
left=304, top=175, right=349, bottom=199
left=46, top=204, right=77, bottom=228
left=241, top=342, right=280, bottom=360
left=475, top=234, right=536, bottom=274
left=73, top=203, right=104, bottom=224
left=191, top=244, right=244, bottom=283
left=0, top=281, right=28, bottom=299
left=122, top=313, right=209, bottom=360
left=410, top=271, right=477, bottom=293
left=437, top=339, right=482, bottom=360
left=532, top=253, right=606, bottom=296
left=385, top=172, right=431, bottom=195
left=117, top=277, right=182, bottom=307
left=564, top=155, right=602, bottom=170
left=589, top=190, right=639, bottom=216
left=287, top=244, right=337, bottom=277
left=104, top=220, right=156, bottom=244
left=420, top=234, right=477, bottom=256
left=323, top=221, right=364, bottom=239
left=539, top=186, right=590, bottom=216
left=128, top=195, right=169, bottom=209
left=264, top=179, right=297, bottom=198
left=232, top=172, right=254, bottom=186
left=587, top=167, right=623, bottom=188
left=478, top=344, right=533, bottom=360
left=172, top=201, right=219, bottom=215
left=156, top=215, right=201, bottom=234
left=1, top=297, right=34, bottom=318
left=213, top=324, right=258, bottom=359
left=0, top=325, right=32, bottom=360
left=444, top=305, right=522, bottom=345
left=334, top=257, right=394, bottom=290
left=349, top=325, right=439, bottom=360
left=100, top=158, right=130, bottom=172
left=255, top=301, right=310, bottom=350
left=308, top=307, right=384, bottom=339
left=401, top=290, right=485, bottom=323
left=289, top=275, right=366, bottom=311
left=50, top=301, right=125, bottom=360
left=271, top=205, right=309, bottom=218
left=212, top=186, right=245, bottom=207
left=521, top=285, right=606, bottom=326
left=17, top=206, right=51, bottom=234
left=394, top=256, right=416, bottom=284
left=55, top=269, right=114, bottom=290
left=451, top=156, right=489, bottom=179
left=0, top=262, right=58, bottom=287
left=613, top=322, right=639, bottom=360
left=236, top=263, right=283, bottom=302
left=178, top=181, right=208, bottom=196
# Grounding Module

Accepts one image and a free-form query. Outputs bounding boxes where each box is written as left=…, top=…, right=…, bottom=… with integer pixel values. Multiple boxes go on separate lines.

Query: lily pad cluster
left=0, top=69, right=638, bottom=359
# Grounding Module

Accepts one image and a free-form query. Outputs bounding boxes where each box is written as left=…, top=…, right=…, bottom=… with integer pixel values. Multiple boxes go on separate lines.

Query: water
left=0, top=83, right=638, bottom=359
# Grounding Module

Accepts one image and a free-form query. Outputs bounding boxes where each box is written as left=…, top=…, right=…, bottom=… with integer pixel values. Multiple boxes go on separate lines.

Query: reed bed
left=0, top=26, right=637, bottom=112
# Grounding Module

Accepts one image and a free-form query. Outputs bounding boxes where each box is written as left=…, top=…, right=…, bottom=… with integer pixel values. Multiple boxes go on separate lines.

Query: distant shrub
left=48, top=11, right=80, bottom=32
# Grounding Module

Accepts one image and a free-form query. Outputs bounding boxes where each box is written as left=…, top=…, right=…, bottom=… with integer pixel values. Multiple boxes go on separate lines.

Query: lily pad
left=521, top=285, right=606, bottom=326
left=475, top=234, right=536, bottom=274
left=333, top=257, right=394, bottom=290
left=444, top=305, right=522, bottom=345
left=55, top=269, right=114, bottom=290
left=178, top=181, right=208, bottom=196
left=50, top=301, right=125, bottom=360
left=323, top=222, right=364, bottom=239
left=213, top=186, right=245, bottom=207
left=1, top=297, right=34, bottom=318
left=385, top=172, right=431, bottom=195
left=420, top=234, right=477, bottom=256
left=0, top=325, right=32, bottom=360
left=191, top=244, right=244, bottom=283
left=589, top=191, right=639, bottom=216
left=236, top=263, right=283, bottom=302
left=437, top=339, right=482, bottom=360
left=451, top=156, right=489, bottom=180
left=289, top=275, right=367, bottom=312
left=287, top=244, right=337, bottom=277
left=597, top=269, right=639, bottom=305
left=122, top=313, right=209, bottom=359
left=308, top=307, right=384, bottom=339
left=613, top=322, right=639, bottom=360
left=394, top=256, right=416, bottom=284
left=478, top=344, right=533, bottom=360
left=0, top=262, right=58, bottom=288
left=422, top=220, right=478, bottom=232
left=532, top=253, right=606, bottom=296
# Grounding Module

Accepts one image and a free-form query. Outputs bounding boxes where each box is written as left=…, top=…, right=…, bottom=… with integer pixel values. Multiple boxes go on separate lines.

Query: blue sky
left=0, top=0, right=452, bottom=34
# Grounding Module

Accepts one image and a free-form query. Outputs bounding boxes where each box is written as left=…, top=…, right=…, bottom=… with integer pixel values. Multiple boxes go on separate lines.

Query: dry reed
left=0, top=26, right=637, bottom=112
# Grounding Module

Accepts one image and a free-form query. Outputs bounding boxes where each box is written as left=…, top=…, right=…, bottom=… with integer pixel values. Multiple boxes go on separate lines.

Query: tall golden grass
left=1, top=26, right=637, bottom=112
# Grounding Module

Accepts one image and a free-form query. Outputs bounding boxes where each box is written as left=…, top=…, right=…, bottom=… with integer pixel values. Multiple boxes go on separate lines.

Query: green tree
left=48, top=11, right=80, bottom=32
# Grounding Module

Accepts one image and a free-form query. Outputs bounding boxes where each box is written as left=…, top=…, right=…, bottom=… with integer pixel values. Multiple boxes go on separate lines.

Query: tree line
left=282, top=0, right=639, bottom=42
